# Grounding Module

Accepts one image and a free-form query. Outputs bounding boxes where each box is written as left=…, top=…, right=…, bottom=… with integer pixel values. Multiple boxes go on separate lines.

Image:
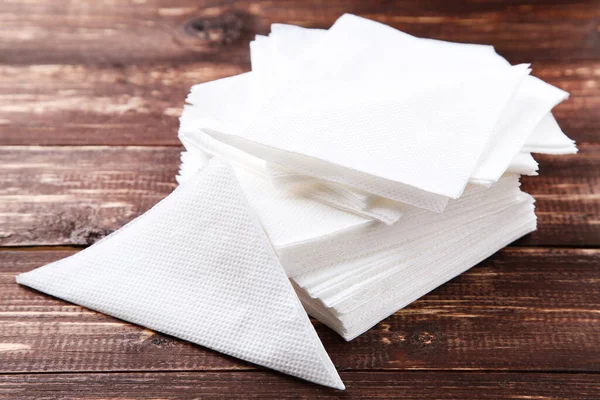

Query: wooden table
left=1, top=1, right=599, bottom=398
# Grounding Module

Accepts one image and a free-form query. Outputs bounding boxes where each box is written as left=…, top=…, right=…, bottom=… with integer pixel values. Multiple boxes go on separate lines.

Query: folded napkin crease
left=17, top=159, right=344, bottom=390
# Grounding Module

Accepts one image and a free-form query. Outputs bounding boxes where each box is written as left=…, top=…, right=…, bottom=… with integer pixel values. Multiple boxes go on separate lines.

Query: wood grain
left=1, top=371, right=599, bottom=399
left=0, top=145, right=597, bottom=247
left=1, top=0, right=599, bottom=66
left=0, top=63, right=243, bottom=146
left=0, top=146, right=178, bottom=246
left=2, top=248, right=599, bottom=374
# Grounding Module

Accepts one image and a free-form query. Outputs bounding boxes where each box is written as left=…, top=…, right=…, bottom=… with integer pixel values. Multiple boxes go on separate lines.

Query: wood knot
left=184, top=12, right=244, bottom=45
left=417, top=331, right=434, bottom=345
left=150, top=337, right=170, bottom=346
left=71, top=226, right=113, bottom=245
left=142, top=332, right=177, bottom=347
left=408, top=327, right=442, bottom=352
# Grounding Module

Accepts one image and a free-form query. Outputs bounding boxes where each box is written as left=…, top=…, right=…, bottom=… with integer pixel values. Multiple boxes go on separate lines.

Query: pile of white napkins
left=178, top=14, right=575, bottom=340
left=18, top=14, right=576, bottom=390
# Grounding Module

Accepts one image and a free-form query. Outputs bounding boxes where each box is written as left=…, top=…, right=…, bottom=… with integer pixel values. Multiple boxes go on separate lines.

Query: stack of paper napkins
left=17, top=14, right=576, bottom=389
left=177, top=14, right=576, bottom=340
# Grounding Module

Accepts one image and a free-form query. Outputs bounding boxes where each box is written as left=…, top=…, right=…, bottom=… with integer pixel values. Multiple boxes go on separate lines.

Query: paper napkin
left=183, top=25, right=567, bottom=217
left=250, top=20, right=567, bottom=187
left=17, top=158, right=344, bottom=390
left=293, top=187, right=536, bottom=340
left=524, top=113, right=578, bottom=154
left=204, top=14, right=532, bottom=203
left=298, top=199, right=536, bottom=341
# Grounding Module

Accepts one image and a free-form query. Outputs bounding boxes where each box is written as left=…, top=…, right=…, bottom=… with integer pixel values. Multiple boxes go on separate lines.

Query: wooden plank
left=1, top=0, right=599, bottom=66
left=0, top=146, right=179, bottom=247
left=0, top=60, right=597, bottom=147
left=1, top=248, right=598, bottom=373
left=0, top=371, right=599, bottom=399
left=518, top=148, right=600, bottom=246
left=0, top=63, right=244, bottom=146
left=0, top=145, right=597, bottom=247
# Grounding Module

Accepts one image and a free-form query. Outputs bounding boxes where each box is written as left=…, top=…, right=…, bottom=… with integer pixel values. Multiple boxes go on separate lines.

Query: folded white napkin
left=277, top=175, right=526, bottom=277
left=193, top=20, right=531, bottom=209
left=182, top=19, right=568, bottom=221
left=206, top=16, right=534, bottom=204
left=295, top=192, right=536, bottom=340
left=523, top=113, right=578, bottom=154
left=180, top=75, right=543, bottom=224
left=205, top=68, right=529, bottom=208
left=17, top=158, right=344, bottom=390
left=292, top=176, right=527, bottom=293
left=250, top=19, right=567, bottom=187
left=300, top=207, right=537, bottom=341
left=308, top=193, right=533, bottom=312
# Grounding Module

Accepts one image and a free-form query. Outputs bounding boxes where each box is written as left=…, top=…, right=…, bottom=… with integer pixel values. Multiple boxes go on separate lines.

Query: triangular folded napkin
left=17, top=158, right=344, bottom=390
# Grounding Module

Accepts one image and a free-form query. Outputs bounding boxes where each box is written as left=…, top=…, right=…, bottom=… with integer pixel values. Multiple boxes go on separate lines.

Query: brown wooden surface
left=0, top=1, right=599, bottom=399
left=1, top=372, right=600, bottom=400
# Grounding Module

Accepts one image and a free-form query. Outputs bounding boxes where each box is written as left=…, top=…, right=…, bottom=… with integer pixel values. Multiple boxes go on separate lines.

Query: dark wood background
left=1, top=1, right=599, bottom=399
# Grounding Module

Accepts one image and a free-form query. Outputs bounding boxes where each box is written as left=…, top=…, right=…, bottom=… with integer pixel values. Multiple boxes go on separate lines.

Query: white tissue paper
left=17, top=159, right=344, bottom=390
left=202, top=15, right=535, bottom=206
left=183, top=18, right=568, bottom=219
left=524, top=113, right=578, bottom=154
left=178, top=13, right=575, bottom=343
left=251, top=20, right=567, bottom=187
